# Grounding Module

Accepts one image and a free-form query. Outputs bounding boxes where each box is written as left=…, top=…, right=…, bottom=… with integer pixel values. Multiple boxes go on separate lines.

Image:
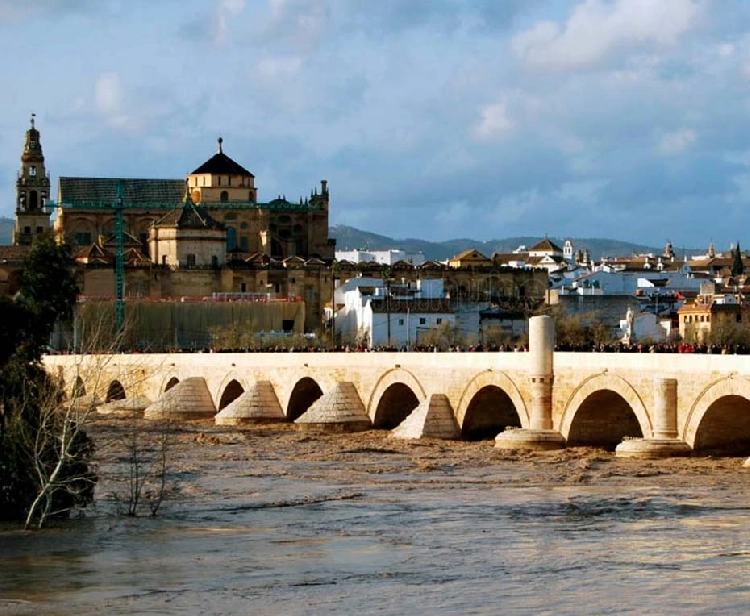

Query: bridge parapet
left=43, top=350, right=750, bottom=455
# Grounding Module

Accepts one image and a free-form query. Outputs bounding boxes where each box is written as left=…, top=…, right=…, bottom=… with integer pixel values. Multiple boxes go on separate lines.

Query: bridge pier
left=615, top=378, right=691, bottom=458
left=496, top=316, right=565, bottom=451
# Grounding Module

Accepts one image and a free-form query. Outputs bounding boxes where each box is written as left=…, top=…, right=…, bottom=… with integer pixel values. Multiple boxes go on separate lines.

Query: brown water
left=2, top=419, right=750, bottom=615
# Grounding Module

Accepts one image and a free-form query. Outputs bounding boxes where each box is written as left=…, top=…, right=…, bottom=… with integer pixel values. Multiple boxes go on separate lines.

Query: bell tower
left=14, top=113, right=51, bottom=246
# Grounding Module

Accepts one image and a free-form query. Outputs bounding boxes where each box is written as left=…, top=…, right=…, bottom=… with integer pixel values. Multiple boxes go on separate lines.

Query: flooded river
left=2, top=419, right=750, bottom=615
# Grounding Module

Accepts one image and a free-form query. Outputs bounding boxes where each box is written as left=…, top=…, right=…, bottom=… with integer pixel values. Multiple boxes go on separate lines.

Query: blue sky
left=1, top=0, right=749, bottom=249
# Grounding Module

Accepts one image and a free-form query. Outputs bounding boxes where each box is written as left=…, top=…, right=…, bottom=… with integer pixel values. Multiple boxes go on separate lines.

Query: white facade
left=334, top=277, right=454, bottom=348
left=553, top=268, right=705, bottom=296
left=336, top=248, right=426, bottom=266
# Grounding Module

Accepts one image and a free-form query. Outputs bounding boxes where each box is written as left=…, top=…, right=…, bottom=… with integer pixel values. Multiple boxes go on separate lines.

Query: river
left=2, top=418, right=750, bottom=615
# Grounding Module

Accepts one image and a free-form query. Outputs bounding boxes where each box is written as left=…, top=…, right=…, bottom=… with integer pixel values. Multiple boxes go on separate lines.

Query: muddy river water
left=3, top=418, right=750, bottom=615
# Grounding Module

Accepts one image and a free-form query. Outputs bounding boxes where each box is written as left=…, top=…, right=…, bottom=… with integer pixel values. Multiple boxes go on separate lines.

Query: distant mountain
left=330, top=224, right=681, bottom=261
left=0, top=216, right=696, bottom=261
left=0, top=217, right=12, bottom=244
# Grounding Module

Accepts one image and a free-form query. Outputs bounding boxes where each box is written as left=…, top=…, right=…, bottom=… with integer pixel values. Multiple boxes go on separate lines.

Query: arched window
left=220, top=191, right=229, bottom=202
left=226, top=226, right=237, bottom=250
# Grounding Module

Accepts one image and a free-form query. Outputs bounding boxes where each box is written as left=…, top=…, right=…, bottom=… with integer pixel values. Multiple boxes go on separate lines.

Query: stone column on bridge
left=615, top=377, right=691, bottom=458
left=495, top=315, right=565, bottom=451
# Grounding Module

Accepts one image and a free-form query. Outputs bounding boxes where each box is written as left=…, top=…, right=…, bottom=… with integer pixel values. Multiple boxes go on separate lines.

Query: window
left=226, top=226, right=237, bottom=250
left=162, top=255, right=167, bottom=265
left=75, top=232, right=92, bottom=245
left=399, top=318, right=404, bottom=326
left=36, top=226, right=43, bottom=234
left=291, top=277, right=296, bottom=284
left=186, top=253, right=196, bottom=267
left=240, top=236, right=248, bottom=250
left=228, top=176, right=231, bottom=187
left=240, top=282, right=246, bottom=292
left=220, top=191, right=229, bottom=202
left=419, top=317, right=426, bottom=325
left=437, top=318, right=442, bottom=325
left=29, top=166, right=37, bottom=177
left=211, top=255, right=218, bottom=268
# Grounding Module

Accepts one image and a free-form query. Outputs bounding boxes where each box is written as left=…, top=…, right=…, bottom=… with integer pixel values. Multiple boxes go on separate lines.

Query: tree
left=733, top=242, right=745, bottom=278
left=0, top=239, right=97, bottom=528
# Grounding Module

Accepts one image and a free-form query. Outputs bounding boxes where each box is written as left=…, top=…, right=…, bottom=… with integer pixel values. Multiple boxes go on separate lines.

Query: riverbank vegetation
left=0, top=239, right=96, bottom=528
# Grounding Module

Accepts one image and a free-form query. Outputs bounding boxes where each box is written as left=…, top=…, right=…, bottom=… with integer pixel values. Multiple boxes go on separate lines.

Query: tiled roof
left=59, top=177, right=185, bottom=205
left=191, top=152, right=254, bottom=177
left=530, top=238, right=563, bottom=253
left=153, top=201, right=224, bottom=230
left=417, top=260, right=446, bottom=270
left=450, top=248, right=490, bottom=261
left=0, top=245, right=31, bottom=261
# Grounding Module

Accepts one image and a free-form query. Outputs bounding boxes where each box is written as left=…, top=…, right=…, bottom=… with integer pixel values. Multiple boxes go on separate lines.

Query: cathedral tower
left=14, top=114, right=51, bottom=245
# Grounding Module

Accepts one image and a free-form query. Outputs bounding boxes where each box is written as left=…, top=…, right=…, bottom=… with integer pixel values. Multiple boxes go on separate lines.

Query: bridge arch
left=367, top=368, right=426, bottom=425
left=218, top=378, right=245, bottom=410
left=287, top=376, right=324, bottom=421
left=684, top=376, right=750, bottom=455
left=455, top=370, right=529, bottom=439
left=72, top=376, right=86, bottom=399
left=163, top=376, right=180, bottom=393
left=106, top=380, right=126, bottom=402
left=560, top=373, right=651, bottom=448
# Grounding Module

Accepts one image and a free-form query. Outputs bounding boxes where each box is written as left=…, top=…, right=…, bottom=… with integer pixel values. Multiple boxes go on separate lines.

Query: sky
left=2, top=0, right=750, bottom=249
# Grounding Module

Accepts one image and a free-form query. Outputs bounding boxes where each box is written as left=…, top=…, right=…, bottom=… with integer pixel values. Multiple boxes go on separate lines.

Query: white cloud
left=214, top=0, right=246, bottom=45
left=92, top=72, right=159, bottom=133
left=262, top=0, right=328, bottom=50
left=472, top=102, right=513, bottom=142
left=94, top=73, right=124, bottom=115
left=257, top=56, right=303, bottom=81
left=512, top=0, right=701, bottom=71
left=659, top=128, right=696, bottom=154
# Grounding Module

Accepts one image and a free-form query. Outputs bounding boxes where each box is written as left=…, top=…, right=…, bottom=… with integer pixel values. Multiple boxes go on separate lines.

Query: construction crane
left=49, top=183, right=320, bottom=335
left=49, top=180, right=181, bottom=335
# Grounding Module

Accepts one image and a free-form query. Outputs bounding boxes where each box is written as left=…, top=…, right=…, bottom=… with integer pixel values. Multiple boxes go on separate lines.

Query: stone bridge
left=43, top=326, right=750, bottom=456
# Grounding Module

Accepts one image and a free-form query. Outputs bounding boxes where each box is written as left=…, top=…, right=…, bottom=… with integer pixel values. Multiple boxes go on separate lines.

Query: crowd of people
left=109, top=341, right=750, bottom=354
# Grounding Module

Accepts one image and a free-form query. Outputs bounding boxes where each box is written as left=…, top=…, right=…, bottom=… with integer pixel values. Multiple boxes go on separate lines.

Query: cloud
left=214, top=0, right=246, bottom=45
left=93, top=73, right=173, bottom=134
left=659, top=128, right=696, bottom=154
left=256, top=55, right=303, bottom=81
left=472, top=103, right=513, bottom=142
left=512, top=0, right=702, bottom=71
left=0, top=0, right=96, bottom=22
left=94, top=73, right=124, bottom=116
left=260, top=0, right=329, bottom=50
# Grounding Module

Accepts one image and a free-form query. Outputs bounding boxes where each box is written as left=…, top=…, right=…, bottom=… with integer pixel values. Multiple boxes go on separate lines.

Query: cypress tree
left=732, top=242, right=745, bottom=277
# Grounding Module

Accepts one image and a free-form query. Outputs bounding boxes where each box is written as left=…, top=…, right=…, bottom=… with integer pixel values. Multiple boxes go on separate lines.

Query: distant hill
left=330, top=224, right=679, bottom=261
left=0, top=217, right=12, bottom=244
left=0, top=216, right=694, bottom=260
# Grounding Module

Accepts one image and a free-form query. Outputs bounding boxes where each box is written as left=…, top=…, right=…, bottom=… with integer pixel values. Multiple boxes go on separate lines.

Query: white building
left=334, top=277, right=454, bottom=348
left=335, top=248, right=426, bottom=266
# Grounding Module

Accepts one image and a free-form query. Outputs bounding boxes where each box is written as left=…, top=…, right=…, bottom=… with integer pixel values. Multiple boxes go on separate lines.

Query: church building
left=52, top=135, right=334, bottom=263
